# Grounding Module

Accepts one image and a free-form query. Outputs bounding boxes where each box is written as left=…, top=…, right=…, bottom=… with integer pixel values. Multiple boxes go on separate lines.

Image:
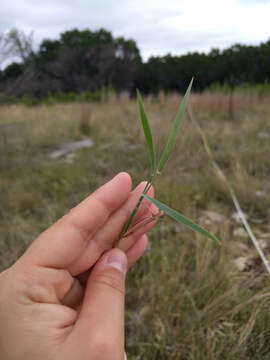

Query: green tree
left=4, top=62, right=24, bottom=79
left=32, top=28, right=141, bottom=95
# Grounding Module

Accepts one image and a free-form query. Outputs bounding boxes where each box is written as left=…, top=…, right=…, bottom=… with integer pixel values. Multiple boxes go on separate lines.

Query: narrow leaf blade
left=137, top=89, right=156, bottom=174
left=157, top=78, right=193, bottom=173
left=143, top=194, right=219, bottom=243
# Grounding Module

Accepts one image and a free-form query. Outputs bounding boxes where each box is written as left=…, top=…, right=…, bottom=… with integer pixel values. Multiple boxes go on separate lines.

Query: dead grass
left=1, top=92, right=270, bottom=358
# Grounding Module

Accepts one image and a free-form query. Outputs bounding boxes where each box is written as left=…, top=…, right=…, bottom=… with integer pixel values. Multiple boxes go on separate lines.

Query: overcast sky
left=1, top=0, right=270, bottom=60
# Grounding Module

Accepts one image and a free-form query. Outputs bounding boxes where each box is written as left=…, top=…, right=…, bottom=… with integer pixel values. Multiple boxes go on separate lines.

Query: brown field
left=1, top=91, right=270, bottom=359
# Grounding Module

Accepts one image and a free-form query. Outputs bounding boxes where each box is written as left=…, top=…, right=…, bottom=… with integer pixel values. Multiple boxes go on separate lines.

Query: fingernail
left=107, top=250, right=127, bottom=274
left=112, top=172, right=128, bottom=182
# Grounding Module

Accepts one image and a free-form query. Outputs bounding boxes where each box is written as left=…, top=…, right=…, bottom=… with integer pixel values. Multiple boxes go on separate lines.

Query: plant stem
left=116, top=174, right=154, bottom=244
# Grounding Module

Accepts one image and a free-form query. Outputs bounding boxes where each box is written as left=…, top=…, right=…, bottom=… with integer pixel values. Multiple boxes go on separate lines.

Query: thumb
left=76, top=249, right=127, bottom=358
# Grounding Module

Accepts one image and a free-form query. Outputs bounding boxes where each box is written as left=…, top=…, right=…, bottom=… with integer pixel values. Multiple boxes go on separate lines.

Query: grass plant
left=119, top=79, right=219, bottom=244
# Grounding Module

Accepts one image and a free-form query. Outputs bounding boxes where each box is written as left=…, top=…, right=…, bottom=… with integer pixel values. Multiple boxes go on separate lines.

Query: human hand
left=0, top=172, right=156, bottom=359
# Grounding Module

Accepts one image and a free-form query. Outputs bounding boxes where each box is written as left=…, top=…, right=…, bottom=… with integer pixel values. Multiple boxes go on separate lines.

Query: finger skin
left=126, top=234, right=149, bottom=268
left=19, top=172, right=132, bottom=269
left=117, top=202, right=157, bottom=252
left=68, top=182, right=154, bottom=275
left=0, top=172, right=155, bottom=360
left=19, top=173, right=155, bottom=278
left=15, top=172, right=155, bottom=311
left=61, top=234, right=149, bottom=308
left=70, top=249, right=127, bottom=359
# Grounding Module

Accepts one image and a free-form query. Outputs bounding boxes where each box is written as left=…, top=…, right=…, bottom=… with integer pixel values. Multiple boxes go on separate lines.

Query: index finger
left=20, top=172, right=132, bottom=269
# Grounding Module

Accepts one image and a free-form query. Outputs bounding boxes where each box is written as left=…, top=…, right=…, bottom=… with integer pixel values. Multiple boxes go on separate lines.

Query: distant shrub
left=41, top=86, right=115, bottom=105
left=22, top=95, right=39, bottom=107
left=207, top=81, right=270, bottom=97
left=78, top=91, right=101, bottom=102
left=208, top=82, right=232, bottom=94
left=256, top=82, right=270, bottom=97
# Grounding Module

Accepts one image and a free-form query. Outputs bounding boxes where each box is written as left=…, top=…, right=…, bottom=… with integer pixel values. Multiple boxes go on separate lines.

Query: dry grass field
left=1, top=91, right=270, bottom=359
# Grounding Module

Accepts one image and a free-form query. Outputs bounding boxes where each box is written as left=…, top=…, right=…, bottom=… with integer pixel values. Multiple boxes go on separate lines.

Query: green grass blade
left=157, top=78, right=193, bottom=173
left=137, top=89, right=156, bottom=174
left=143, top=194, right=219, bottom=243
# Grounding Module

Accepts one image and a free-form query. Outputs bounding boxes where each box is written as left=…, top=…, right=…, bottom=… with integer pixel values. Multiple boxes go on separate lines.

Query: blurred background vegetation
left=1, top=27, right=270, bottom=103
left=0, top=91, right=270, bottom=358
left=1, top=27, right=270, bottom=359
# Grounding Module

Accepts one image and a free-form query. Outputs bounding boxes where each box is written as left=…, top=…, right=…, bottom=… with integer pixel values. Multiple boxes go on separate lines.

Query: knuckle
left=55, top=268, right=72, bottom=285
left=92, top=270, right=125, bottom=295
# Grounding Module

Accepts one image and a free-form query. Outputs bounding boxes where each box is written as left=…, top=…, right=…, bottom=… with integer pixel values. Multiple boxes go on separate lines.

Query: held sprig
left=118, top=78, right=219, bottom=244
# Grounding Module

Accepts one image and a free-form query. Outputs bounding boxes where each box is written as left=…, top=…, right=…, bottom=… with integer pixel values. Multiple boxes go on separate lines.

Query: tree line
left=0, top=28, right=270, bottom=100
